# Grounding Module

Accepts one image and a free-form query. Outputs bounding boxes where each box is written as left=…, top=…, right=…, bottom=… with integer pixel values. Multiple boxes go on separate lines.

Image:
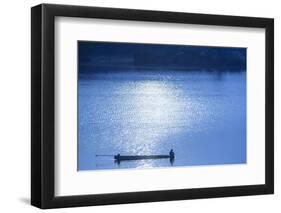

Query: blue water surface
left=78, top=70, right=246, bottom=171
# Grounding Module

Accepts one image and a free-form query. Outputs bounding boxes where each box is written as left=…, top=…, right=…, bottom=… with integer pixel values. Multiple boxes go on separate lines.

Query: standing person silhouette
left=169, top=149, right=175, bottom=159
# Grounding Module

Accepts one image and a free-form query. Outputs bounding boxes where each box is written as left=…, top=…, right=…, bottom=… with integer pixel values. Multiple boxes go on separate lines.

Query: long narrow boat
left=114, top=154, right=173, bottom=161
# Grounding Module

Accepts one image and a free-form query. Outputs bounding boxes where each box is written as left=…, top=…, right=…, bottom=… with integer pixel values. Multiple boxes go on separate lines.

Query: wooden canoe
left=114, top=154, right=173, bottom=161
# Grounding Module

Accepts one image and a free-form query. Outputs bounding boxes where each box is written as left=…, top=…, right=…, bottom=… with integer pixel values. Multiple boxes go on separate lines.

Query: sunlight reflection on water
left=78, top=71, right=246, bottom=170
left=114, top=80, right=199, bottom=166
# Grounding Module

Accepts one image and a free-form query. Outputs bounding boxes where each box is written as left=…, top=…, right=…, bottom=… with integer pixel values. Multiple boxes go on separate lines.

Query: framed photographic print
left=31, top=4, right=274, bottom=209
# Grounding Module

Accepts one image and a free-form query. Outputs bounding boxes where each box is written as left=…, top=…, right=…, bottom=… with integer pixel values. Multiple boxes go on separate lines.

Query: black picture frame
left=31, top=3, right=274, bottom=209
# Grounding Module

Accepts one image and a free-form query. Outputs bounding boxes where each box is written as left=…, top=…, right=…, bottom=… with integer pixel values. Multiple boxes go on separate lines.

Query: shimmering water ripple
left=78, top=71, right=246, bottom=170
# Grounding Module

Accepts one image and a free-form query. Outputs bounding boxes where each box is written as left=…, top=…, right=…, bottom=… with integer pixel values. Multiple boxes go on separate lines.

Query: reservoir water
left=78, top=70, right=246, bottom=171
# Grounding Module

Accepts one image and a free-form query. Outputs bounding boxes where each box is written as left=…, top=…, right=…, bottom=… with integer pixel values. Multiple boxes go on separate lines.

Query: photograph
left=78, top=41, right=247, bottom=171
left=30, top=3, right=274, bottom=208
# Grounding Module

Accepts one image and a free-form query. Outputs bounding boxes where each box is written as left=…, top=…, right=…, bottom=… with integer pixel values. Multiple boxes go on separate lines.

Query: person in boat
left=115, top=153, right=121, bottom=165
left=169, top=149, right=175, bottom=159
